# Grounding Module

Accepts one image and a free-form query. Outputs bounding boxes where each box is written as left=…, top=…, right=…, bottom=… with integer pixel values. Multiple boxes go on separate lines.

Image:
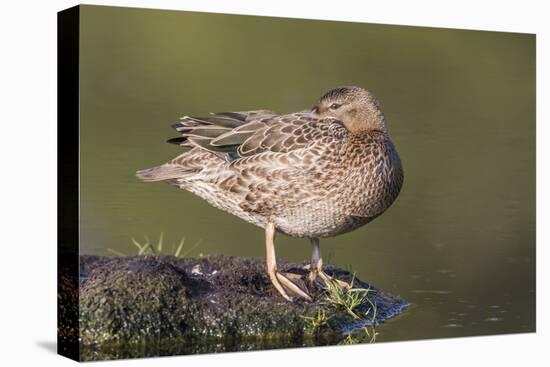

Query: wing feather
left=168, top=110, right=346, bottom=160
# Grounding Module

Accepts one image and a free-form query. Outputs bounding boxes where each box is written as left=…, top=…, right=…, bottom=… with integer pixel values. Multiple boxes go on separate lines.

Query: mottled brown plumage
left=137, top=86, right=403, bottom=301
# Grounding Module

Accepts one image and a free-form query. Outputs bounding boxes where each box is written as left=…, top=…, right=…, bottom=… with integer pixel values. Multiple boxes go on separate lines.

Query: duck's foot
left=275, top=271, right=312, bottom=301
left=307, top=238, right=352, bottom=291
left=303, top=263, right=352, bottom=290
left=266, top=268, right=312, bottom=302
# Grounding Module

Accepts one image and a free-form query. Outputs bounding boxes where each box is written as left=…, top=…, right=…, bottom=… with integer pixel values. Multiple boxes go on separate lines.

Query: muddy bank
left=75, top=255, right=408, bottom=360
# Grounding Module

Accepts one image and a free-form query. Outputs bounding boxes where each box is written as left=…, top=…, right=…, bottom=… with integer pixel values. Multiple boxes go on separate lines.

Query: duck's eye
left=329, top=103, right=341, bottom=110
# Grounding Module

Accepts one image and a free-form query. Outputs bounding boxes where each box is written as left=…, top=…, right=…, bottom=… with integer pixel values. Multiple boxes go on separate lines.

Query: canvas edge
left=57, top=4, right=81, bottom=362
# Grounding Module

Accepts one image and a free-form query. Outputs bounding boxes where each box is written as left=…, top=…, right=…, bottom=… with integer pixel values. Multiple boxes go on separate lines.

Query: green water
left=78, top=5, right=535, bottom=349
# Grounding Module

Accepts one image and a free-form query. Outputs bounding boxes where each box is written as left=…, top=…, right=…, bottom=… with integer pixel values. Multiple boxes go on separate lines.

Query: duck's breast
left=275, top=135, right=403, bottom=238
left=341, top=136, right=403, bottom=221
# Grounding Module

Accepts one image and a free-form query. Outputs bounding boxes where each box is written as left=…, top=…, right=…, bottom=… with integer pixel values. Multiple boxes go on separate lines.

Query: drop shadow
left=36, top=340, right=57, bottom=354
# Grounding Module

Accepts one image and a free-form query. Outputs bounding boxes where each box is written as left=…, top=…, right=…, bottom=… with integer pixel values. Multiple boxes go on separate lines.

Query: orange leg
left=265, top=221, right=312, bottom=301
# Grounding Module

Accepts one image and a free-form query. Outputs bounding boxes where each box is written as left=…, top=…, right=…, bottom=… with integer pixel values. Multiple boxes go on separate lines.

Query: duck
left=136, top=86, right=404, bottom=302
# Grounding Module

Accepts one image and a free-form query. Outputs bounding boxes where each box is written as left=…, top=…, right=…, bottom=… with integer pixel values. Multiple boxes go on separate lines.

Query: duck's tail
left=136, top=164, right=196, bottom=182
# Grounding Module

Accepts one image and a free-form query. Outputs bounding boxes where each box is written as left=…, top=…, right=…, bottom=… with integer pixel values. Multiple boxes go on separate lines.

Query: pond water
left=77, top=5, right=535, bottom=352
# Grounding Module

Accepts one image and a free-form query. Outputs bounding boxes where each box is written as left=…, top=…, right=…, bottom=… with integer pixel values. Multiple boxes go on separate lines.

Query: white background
left=0, top=0, right=547, bottom=366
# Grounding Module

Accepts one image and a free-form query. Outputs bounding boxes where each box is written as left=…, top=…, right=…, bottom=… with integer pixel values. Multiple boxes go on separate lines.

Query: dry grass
left=107, top=232, right=202, bottom=257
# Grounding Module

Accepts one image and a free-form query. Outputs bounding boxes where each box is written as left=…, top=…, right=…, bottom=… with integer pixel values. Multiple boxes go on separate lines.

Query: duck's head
left=312, top=86, right=387, bottom=134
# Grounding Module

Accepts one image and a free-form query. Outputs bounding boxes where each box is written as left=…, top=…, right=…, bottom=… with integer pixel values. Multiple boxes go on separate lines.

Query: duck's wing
left=158, top=111, right=350, bottom=217
left=169, top=111, right=345, bottom=160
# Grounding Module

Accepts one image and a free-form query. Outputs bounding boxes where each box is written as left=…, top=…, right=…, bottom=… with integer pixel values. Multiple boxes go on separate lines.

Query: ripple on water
left=410, top=289, right=452, bottom=295
left=444, top=323, right=463, bottom=328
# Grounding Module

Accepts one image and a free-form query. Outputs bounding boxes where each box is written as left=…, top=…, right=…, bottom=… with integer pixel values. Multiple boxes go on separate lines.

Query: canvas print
left=57, top=4, right=536, bottom=362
